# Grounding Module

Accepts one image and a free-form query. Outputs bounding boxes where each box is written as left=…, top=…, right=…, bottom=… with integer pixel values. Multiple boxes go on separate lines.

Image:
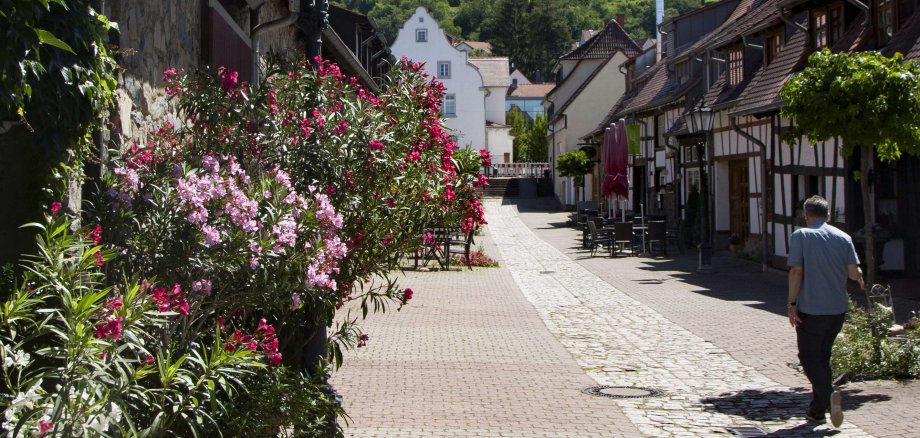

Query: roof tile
left=561, top=19, right=642, bottom=60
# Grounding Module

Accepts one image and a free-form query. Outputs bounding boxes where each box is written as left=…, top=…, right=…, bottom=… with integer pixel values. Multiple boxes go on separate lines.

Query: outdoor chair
left=586, top=219, right=612, bottom=257
left=647, top=221, right=667, bottom=256
left=448, top=230, right=475, bottom=270
left=612, top=222, right=635, bottom=257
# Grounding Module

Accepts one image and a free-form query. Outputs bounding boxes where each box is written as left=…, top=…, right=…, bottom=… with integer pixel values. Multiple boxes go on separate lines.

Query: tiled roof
left=730, top=12, right=810, bottom=116
left=560, top=19, right=641, bottom=60
left=883, top=11, right=920, bottom=60
left=464, top=41, right=493, bottom=53
left=508, top=83, right=555, bottom=98
left=672, top=0, right=754, bottom=61
left=469, top=57, right=510, bottom=87
left=705, top=0, right=782, bottom=51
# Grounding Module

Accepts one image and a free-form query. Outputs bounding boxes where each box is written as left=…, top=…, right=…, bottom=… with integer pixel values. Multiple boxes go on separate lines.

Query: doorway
left=729, top=159, right=750, bottom=240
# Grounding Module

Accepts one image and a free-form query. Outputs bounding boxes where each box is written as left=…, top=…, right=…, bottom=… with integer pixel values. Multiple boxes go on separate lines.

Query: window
left=676, top=61, right=692, bottom=85
left=442, top=94, right=456, bottom=117
left=419, top=17, right=424, bottom=23
left=813, top=5, right=844, bottom=49
left=728, top=45, right=743, bottom=86
left=438, top=61, right=451, bottom=78
left=765, top=32, right=782, bottom=65
left=829, top=6, right=844, bottom=46
left=416, top=28, right=428, bottom=42
left=813, top=8, right=829, bottom=48
left=878, top=0, right=895, bottom=44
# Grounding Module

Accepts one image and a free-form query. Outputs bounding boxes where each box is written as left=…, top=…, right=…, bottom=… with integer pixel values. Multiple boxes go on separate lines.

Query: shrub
left=832, top=301, right=920, bottom=380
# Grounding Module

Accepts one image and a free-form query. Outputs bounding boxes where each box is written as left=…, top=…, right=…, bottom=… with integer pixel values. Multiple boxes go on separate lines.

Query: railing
left=486, top=162, right=551, bottom=178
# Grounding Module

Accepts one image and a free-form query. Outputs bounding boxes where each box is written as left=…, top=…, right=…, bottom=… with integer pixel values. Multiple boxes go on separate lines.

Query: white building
left=391, top=7, right=513, bottom=163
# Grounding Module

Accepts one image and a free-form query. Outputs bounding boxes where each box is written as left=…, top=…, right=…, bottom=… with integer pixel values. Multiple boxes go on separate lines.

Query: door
left=729, top=160, right=750, bottom=240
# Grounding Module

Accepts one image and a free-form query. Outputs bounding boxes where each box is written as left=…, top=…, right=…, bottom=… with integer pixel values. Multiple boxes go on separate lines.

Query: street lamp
left=684, top=105, right=714, bottom=273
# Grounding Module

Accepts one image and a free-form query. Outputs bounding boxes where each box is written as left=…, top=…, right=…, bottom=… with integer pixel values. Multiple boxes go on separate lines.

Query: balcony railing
left=486, top=163, right=550, bottom=178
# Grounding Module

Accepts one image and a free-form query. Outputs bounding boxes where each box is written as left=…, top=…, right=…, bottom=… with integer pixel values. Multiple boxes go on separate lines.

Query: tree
left=779, top=49, right=920, bottom=288
left=507, top=106, right=529, bottom=161
left=556, top=149, right=594, bottom=202
left=527, top=113, right=549, bottom=162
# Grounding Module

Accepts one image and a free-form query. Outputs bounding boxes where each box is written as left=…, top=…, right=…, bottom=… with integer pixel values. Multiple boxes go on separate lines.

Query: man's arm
left=848, top=264, right=865, bottom=291
left=787, top=266, right=803, bottom=327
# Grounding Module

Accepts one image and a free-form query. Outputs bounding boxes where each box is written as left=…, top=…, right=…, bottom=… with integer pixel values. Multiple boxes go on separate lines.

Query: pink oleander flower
left=105, top=297, right=123, bottom=313
left=50, top=201, right=62, bottom=215
left=192, top=279, right=212, bottom=294
left=144, top=354, right=155, bottom=364
left=291, top=293, right=302, bottom=309
left=88, top=224, right=103, bottom=245
left=38, top=420, right=53, bottom=436
left=95, top=316, right=124, bottom=341
left=94, top=251, right=105, bottom=267
left=221, top=68, right=239, bottom=91
left=423, top=232, right=435, bottom=247
left=402, top=288, right=414, bottom=304
left=369, top=139, right=385, bottom=151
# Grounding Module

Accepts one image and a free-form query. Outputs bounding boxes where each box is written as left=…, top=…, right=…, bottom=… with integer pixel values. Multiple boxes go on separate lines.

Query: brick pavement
left=330, top=197, right=919, bottom=437
left=511, top=198, right=920, bottom=438
left=330, top=230, right=642, bottom=437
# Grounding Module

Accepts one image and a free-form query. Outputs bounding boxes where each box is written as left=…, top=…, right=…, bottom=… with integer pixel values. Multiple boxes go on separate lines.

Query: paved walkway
left=332, top=198, right=919, bottom=437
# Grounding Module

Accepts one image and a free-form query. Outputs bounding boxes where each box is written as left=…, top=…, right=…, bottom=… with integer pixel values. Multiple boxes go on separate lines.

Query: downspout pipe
left=251, top=6, right=300, bottom=87
left=845, top=0, right=871, bottom=27
left=731, top=115, right=769, bottom=272
left=633, top=117, right=650, bottom=215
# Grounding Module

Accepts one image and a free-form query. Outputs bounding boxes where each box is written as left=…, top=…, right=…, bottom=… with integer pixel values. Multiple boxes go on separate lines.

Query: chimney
left=616, top=14, right=626, bottom=28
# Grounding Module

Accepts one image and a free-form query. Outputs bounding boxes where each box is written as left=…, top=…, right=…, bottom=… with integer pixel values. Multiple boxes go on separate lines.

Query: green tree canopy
left=556, top=149, right=594, bottom=184
left=779, top=49, right=920, bottom=286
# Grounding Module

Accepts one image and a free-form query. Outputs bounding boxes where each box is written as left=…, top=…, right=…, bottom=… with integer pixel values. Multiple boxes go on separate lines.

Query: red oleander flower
left=38, top=420, right=53, bottom=436
left=50, top=202, right=62, bottom=215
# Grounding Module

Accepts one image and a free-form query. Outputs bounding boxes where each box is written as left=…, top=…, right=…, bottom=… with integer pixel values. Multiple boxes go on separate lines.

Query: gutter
left=731, top=115, right=769, bottom=272
left=251, top=3, right=300, bottom=87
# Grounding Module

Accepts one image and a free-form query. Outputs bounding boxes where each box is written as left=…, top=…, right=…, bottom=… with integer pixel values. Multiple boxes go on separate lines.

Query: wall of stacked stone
left=106, top=0, right=301, bottom=147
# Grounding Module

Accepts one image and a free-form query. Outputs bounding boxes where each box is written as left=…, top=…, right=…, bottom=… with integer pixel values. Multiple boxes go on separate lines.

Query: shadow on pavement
left=700, top=387, right=891, bottom=427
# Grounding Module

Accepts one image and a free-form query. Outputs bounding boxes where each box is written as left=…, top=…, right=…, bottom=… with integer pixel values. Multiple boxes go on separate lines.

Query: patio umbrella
left=602, top=119, right=629, bottom=199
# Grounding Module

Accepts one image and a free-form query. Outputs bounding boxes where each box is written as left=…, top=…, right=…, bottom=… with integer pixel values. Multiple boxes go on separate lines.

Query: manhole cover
left=727, top=426, right=768, bottom=436
left=583, top=385, right=663, bottom=399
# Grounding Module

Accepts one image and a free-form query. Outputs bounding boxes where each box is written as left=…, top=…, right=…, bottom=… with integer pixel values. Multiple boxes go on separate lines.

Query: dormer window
left=416, top=28, right=428, bottom=42
left=765, top=32, right=782, bottom=65
left=728, top=45, right=743, bottom=86
left=813, top=4, right=844, bottom=49
left=878, top=0, right=895, bottom=44
left=676, top=61, right=692, bottom=85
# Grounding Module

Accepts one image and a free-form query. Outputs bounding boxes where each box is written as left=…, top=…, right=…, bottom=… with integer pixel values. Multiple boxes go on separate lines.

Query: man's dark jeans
left=796, top=311, right=846, bottom=415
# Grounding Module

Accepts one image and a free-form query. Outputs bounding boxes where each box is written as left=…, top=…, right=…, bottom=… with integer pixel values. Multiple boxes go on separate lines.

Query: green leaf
left=35, top=29, right=76, bottom=54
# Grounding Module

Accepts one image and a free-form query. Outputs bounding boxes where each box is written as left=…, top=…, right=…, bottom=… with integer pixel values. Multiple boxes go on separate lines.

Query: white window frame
left=437, top=61, right=451, bottom=78
left=442, top=94, right=456, bottom=117
left=416, top=28, right=428, bottom=42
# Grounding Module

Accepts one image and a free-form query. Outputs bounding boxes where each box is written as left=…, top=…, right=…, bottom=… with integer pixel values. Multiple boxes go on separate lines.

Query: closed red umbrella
left=602, top=119, right=629, bottom=199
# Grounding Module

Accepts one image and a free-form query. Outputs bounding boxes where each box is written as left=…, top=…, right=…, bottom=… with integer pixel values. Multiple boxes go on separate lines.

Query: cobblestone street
left=332, top=198, right=920, bottom=437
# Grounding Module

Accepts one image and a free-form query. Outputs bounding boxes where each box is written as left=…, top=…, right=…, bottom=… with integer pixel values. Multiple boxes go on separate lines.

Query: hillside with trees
left=333, top=0, right=708, bottom=80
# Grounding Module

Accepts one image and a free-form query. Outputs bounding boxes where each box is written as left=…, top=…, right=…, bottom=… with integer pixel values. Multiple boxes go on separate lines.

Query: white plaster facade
left=391, top=7, right=486, bottom=151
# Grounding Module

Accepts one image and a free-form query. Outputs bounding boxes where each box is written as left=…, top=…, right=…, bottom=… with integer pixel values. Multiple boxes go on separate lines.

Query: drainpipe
left=844, top=0, right=871, bottom=27
left=633, top=117, right=649, bottom=215
left=731, top=115, right=769, bottom=272
left=251, top=1, right=300, bottom=87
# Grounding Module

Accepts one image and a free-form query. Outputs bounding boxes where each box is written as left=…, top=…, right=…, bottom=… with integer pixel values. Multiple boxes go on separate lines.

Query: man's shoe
left=805, top=410, right=826, bottom=424
left=830, top=390, right=843, bottom=427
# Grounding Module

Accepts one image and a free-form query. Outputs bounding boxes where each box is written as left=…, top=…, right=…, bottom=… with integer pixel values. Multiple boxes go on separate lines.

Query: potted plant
left=729, top=233, right=742, bottom=255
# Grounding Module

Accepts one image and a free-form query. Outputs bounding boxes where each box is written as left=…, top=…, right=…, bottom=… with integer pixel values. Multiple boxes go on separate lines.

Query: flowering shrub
left=1, top=207, right=267, bottom=436
left=3, top=54, right=487, bottom=435
left=451, top=246, right=499, bottom=268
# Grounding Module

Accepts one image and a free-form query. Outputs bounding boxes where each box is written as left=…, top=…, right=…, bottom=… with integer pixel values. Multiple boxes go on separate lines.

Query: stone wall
left=105, top=0, right=302, bottom=147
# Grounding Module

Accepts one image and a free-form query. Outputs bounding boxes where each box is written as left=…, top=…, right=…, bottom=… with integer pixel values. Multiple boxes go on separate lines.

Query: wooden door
left=729, top=160, right=750, bottom=240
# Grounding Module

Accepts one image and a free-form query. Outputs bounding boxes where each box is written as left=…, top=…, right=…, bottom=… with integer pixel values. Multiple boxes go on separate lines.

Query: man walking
left=787, top=195, right=864, bottom=428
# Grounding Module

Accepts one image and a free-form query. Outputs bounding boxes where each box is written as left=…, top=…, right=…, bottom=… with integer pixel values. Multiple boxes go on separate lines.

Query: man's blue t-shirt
left=787, top=221, right=859, bottom=315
